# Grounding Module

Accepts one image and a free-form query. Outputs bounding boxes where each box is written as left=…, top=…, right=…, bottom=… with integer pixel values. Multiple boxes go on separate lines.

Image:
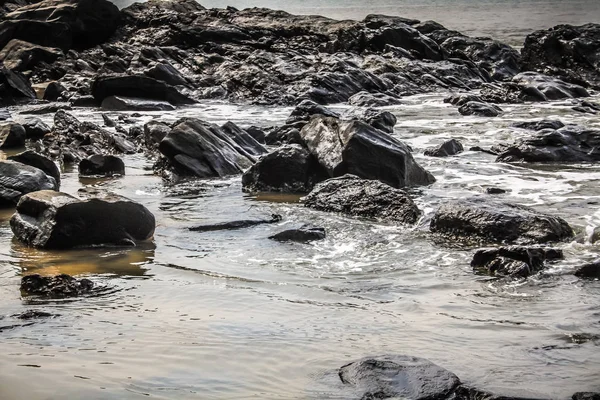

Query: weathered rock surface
left=269, top=226, right=326, bottom=243
left=512, top=72, right=589, bottom=101
left=10, top=189, right=155, bottom=248
left=78, top=154, right=125, bottom=177
left=0, top=122, right=26, bottom=148
left=143, top=120, right=171, bottom=149
left=574, top=261, right=600, bottom=279
left=299, top=116, right=434, bottom=188
left=430, top=197, right=574, bottom=244
left=425, top=139, right=464, bottom=157
left=0, top=160, right=58, bottom=206
left=471, top=246, right=563, bottom=278
left=0, top=66, right=36, bottom=104
left=8, top=150, right=61, bottom=185
left=303, top=174, right=420, bottom=223
left=339, top=355, right=461, bottom=400
left=21, top=274, right=94, bottom=298
left=220, top=121, right=267, bottom=157
left=242, top=145, right=325, bottom=193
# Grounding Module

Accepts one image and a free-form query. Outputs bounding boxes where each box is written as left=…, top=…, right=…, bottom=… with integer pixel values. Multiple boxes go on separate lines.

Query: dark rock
left=8, top=150, right=61, bottom=185
left=5, top=0, right=121, bottom=50
left=245, top=126, right=266, bottom=144
left=512, top=120, right=565, bottom=131
left=158, top=118, right=257, bottom=178
left=458, top=101, right=503, bottom=117
left=286, top=99, right=340, bottom=126
left=348, top=91, right=402, bottom=107
left=303, top=174, right=420, bottom=223
left=91, top=75, right=195, bottom=106
left=299, top=116, right=434, bottom=188
left=0, top=39, right=63, bottom=71
left=242, top=145, right=326, bottom=193
left=101, top=113, right=116, bottom=127
left=430, top=197, right=574, bottom=244
left=144, top=120, right=171, bottom=148
left=71, top=95, right=98, bottom=107
left=445, top=93, right=486, bottom=106
left=0, top=109, right=10, bottom=120
left=13, top=310, right=54, bottom=319
left=574, top=261, right=600, bottom=279
left=0, top=122, right=26, bottom=148
left=144, top=62, right=189, bottom=86
left=264, top=124, right=303, bottom=146
left=220, top=121, right=267, bottom=157
left=42, top=81, right=66, bottom=101
left=486, top=187, right=506, bottom=195
left=101, top=95, right=177, bottom=111
left=269, top=226, right=326, bottom=243
left=573, top=393, right=600, bottom=400
left=10, top=189, right=155, bottom=248
left=189, top=214, right=282, bottom=232
left=0, top=19, right=72, bottom=52
left=0, top=65, right=35, bottom=102
left=512, top=72, right=589, bottom=101
left=0, top=160, right=58, bottom=206
left=339, top=355, right=461, bottom=400
left=21, top=103, right=71, bottom=115
left=496, top=124, right=600, bottom=162
left=424, top=139, right=464, bottom=157
left=78, top=155, right=125, bottom=177
left=20, top=274, right=93, bottom=298
left=455, top=385, right=549, bottom=400
left=471, top=246, right=563, bottom=278
left=350, top=108, right=397, bottom=134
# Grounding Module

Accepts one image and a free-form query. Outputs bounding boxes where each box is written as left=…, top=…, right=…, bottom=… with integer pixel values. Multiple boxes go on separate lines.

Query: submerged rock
left=339, top=355, right=461, bottom=400
left=10, top=189, right=155, bottom=248
left=78, top=155, right=125, bottom=177
left=424, top=139, right=464, bottom=157
left=269, top=226, right=326, bottom=243
left=574, top=261, right=600, bottom=279
left=20, top=274, right=93, bottom=298
left=0, top=160, right=58, bottom=206
left=189, top=214, right=282, bottom=232
left=430, top=197, right=574, bottom=244
left=303, top=174, right=420, bottom=223
left=471, top=246, right=563, bottom=278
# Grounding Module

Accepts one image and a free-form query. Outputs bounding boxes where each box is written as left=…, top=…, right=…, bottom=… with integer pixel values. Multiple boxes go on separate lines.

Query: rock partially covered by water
left=458, top=101, right=503, bottom=117
left=91, top=75, right=196, bottom=106
left=10, top=189, right=155, bottom=248
left=0, top=122, right=26, bottom=148
left=269, top=226, right=326, bottom=243
left=574, top=261, right=600, bottom=279
left=430, top=197, right=574, bottom=244
left=471, top=246, right=563, bottom=278
left=521, top=23, right=600, bottom=88
left=101, top=95, right=176, bottom=111
left=242, top=145, right=325, bottom=193
left=78, top=155, right=125, bottom=177
left=303, top=174, right=421, bottom=223
left=573, top=393, right=600, bottom=400
left=300, top=116, right=435, bottom=188
left=8, top=150, right=61, bottom=185
left=496, top=124, right=600, bottom=162
left=0, top=160, right=58, bottom=206
left=158, top=118, right=260, bottom=179
left=512, top=72, right=589, bottom=101
left=425, top=139, right=464, bottom=157
left=21, top=274, right=93, bottom=298
left=339, top=355, right=461, bottom=400
left=286, top=100, right=341, bottom=126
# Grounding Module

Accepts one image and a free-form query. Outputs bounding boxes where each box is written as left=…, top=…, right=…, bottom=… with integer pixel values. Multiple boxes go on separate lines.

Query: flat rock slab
left=430, top=197, right=574, bottom=244
left=339, top=355, right=461, bottom=400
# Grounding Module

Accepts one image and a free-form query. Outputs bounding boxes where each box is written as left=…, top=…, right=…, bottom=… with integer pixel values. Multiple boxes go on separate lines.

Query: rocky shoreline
left=1, top=0, right=600, bottom=398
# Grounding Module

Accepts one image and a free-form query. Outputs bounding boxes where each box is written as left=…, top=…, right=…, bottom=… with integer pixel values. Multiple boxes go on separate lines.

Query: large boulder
left=10, top=189, right=155, bottom=248
left=471, top=246, right=563, bottom=278
left=430, top=197, right=574, bottom=244
left=299, top=116, right=434, bottom=188
left=0, top=122, right=26, bottom=148
left=286, top=99, right=341, bottom=126
left=220, top=121, right=267, bottom=157
left=143, top=120, right=171, bottom=148
left=0, top=65, right=35, bottom=103
left=158, top=118, right=256, bottom=178
left=303, top=174, right=421, bottom=223
left=0, top=19, right=72, bottom=52
left=0, top=160, right=58, bottom=206
left=339, top=355, right=461, bottom=400
left=242, top=145, right=325, bottom=193
left=5, top=0, right=121, bottom=49
left=91, top=75, right=196, bottom=106
left=0, top=39, right=63, bottom=71
left=8, top=150, right=61, bottom=185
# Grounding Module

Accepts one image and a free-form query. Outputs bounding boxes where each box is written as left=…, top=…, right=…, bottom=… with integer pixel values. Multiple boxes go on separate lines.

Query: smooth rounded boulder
left=430, top=197, right=574, bottom=244
left=303, top=174, right=421, bottom=223
left=0, top=160, right=58, bottom=206
left=10, top=189, right=155, bottom=248
left=78, top=155, right=125, bottom=177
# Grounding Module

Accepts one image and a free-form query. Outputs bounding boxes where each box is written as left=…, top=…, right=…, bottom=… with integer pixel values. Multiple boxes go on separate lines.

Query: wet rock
left=78, top=155, right=125, bottom=177
left=21, top=103, right=71, bottom=115
left=0, top=122, right=26, bottom=148
left=496, top=124, right=600, bottom=162
left=0, top=19, right=72, bottom=52
left=573, top=100, right=600, bottom=115
left=8, top=150, right=61, bottom=185
left=242, top=145, right=326, bottom=194
left=445, top=93, right=486, bottom=106
left=158, top=118, right=257, bottom=178
left=5, top=0, right=121, bottom=49
left=269, top=226, right=326, bottom=243
left=0, top=39, right=63, bottom=72
left=20, top=274, right=93, bottom=298
left=42, top=81, right=66, bottom=101
left=339, top=355, right=461, bottom=400
left=424, top=139, right=464, bottom=157
left=303, top=174, right=421, bottom=223
left=189, top=214, right=282, bottom=232
left=11, top=189, right=155, bottom=248
left=101, top=114, right=116, bottom=127
left=286, top=100, right=341, bottom=126
left=350, top=108, right=397, bottom=134
left=574, top=261, right=600, bottom=279
left=486, top=187, right=506, bottom=194
left=348, top=91, right=402, bottom=107
left=458, top=101, right=503, bottom=117
left=0, top=160, right=58, bottom=206
left=264, top=125, right=303, bottom=146
left=471, top=246, right=563, bottom=278
left=521, top=23, right=600, bottom=88
left=245, top=126, right=266, bottom=144
left=101, top=95, right=177, bottom=111
left=220, top=121, right=267, bottom=157
left=91, top=75, right=196, bottom=106
left=454, top=385, right=549, bottom=400
left=144, top=62, right=189, bottom=86
left=300, top=116, right=434, bottom=188
left=430, top=196, right=574, bottom=244
left=144, top=120, right=171, bottom=148
left=0, top=109, right=10, bottom=120
left=512, top=72, right=589, bottom=101
left=573, top=393, right=600, bottom=400
left=512, top=119, right=564, bottom=131
left=71, top=95, right=98, bottom=107
left=13, top=310, right=54, bottom=319
left=21, top=117, right=50, bottom=139
left=0, top=65, right=36, bottom=103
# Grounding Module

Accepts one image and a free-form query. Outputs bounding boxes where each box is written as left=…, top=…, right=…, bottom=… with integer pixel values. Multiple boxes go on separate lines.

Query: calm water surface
left=0, top=93, right=599, bottom=399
